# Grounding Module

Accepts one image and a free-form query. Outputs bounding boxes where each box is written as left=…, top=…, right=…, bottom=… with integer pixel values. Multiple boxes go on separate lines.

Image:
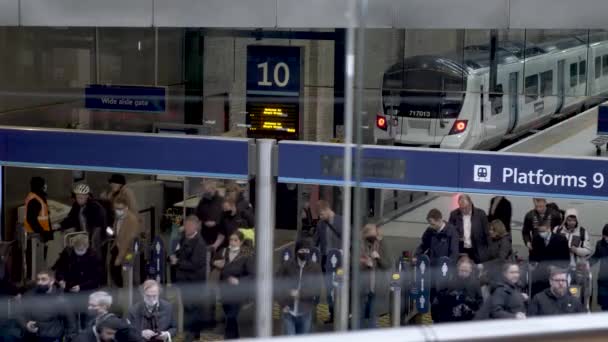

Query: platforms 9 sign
left=246, top=46, right=302, bottom=140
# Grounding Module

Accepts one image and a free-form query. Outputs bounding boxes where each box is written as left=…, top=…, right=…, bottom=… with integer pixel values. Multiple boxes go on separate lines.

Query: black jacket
left=196, top=193, right=225, bottom=245
left=484, top=235, right=513, bottom=284
left=26, top=190, right=53, bottom=242
left=235, top=193, right=255, bottom=228
left=528, top=288, right=584, bottom=316
left=219, top=212, right=249, bottom=249
left=489, top=280, right=526, bottom=319
left=416, top=223, right=459, bottom=266
left=61, top=200, right=107, bottom=235
left=52, top=247, right=102, bottom=291
left=448, top=207, right=490, bottom=263
left=18, top=288, right=77, bottom=340
left=128, top=299, right=177, bottom=337
left=522, top=209, right=562, bottom=246
left=488, top=197, right=512, bottom=232
left=530, top=233, right=570, bottom=272
left=590, top=239, right=608, bottom=286
left=175, top=233, right=207, bottom=282
left=87, top=313, right=143, bottom=342
left=276, top=258, right=323, bottom=314
left=433, top=277, right=483, bottom=322
left=215, top=247, right=255, bottom=304
left=73, top=329, right=97, bottom=342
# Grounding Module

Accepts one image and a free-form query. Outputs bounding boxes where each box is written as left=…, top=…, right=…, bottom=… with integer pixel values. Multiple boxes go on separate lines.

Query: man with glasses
left=528, top=267, right=584, bottom=316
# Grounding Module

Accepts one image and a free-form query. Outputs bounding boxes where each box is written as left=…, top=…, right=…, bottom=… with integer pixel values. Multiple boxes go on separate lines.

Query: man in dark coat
left=416, top=208, right=460, bottom=266
left=128, top=280, right=176, bottom=341
left=60, top=183, right=108, bottom=254
left=195, top=180, right=224, bottom=250
left=52, top=234, right=102, bottom=330
left=170, top=215, right=207, bottom=342
left=18, top=270, right=77, bottom=342
left=529, top=221, right=570, bottom=297
left=313, top=200, right=343, bottom=324
left=449, top=194, right=490, bottom=264
left=276, top=238, right=323, bottom=335
left=74, top=314, right=123, bottom=342
left=528, top=267, right=584, bottom=316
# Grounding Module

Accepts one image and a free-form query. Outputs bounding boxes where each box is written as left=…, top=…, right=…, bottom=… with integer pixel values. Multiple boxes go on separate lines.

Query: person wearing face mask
left=522, top=198, right=562, bottom=252
left=24, top=177, right=55, bottom=261
left=195, top=179, right=225, bottom=251
left=553, top=208, right=592, bottom=269
left=85, top=292, right=143, bottom=342
left=589, top=224, right=608, bottom=311
left=212, top=231, right=254, bottom=340
left=225, top=181, right=254, bottom=228
left=528, top=267, right=584, bottom=316
left=100, top=174, right=139, bottom=224
left=109, top=195, right=142, bottom=288
left=359, top=224, right=391, bottom=329
left=433, top=257, right=483, bottom=323
left=276, top=238, right=322, bottom=335
left=60, top=183, right=108, bottom=256
left=17, top=270, right=77, bottom=342
left=52, top=234, right=102, bottom=330
left=313, top=200, right=343, bottom=324
left=218, top=198, right=246, bottom=250
left=128, top=280, right=176, bottom=341
left=529, top=221, right=570, bottom=297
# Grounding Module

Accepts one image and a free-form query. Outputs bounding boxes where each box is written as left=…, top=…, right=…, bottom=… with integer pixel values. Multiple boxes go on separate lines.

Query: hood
left=561, top=208, right=579, bottom=229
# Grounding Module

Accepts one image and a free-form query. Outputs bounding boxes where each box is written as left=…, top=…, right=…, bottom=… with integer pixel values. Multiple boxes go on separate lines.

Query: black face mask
left=36, top=284, right=50, bottom=294
left=297, top=252, right=309, bottom=261
left=224, top=210, right=235, bottom=217
left=366, top=237, right=376, bottom=244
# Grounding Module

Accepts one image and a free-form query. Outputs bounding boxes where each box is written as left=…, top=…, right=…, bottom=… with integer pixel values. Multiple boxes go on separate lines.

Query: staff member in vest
left=25, top=177, right=55, bottom=261
left=449, top=194, right=491, bottom=264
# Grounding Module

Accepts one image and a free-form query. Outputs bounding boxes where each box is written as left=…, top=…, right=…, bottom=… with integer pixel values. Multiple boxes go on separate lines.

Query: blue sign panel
left=246, top=45, right=301, bottom=96
left=415, top=255, right=431, bottom=313
left=599, top=105, right=608, bottom=135
left=278, top=141, right=608, bottom=200
left=148, top=237, right=165, bottom=283
left=246, top=45, right=301, bottom=140
left=85, top=85, right=166, bottom=113
left=0, top=127, right=249, bottom=179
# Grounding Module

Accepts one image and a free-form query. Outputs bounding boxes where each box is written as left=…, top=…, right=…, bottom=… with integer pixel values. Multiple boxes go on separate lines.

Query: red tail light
left=449, top=120, right=468, bottom=135
left=376, top=115, right=387, bottom=131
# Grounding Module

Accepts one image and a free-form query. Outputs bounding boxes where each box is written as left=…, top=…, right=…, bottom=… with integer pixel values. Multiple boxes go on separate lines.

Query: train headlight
left=449, top=120, right=468, bottom=135
left=376, top=115, right=388, bottom=131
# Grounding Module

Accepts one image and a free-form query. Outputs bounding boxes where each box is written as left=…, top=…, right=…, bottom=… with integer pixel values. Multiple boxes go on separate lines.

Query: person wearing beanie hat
left=100, top=174, right=138, bottom=222
left=590, top=224, right=608, bottom=311
left=276, top=237, right=322, bottom=335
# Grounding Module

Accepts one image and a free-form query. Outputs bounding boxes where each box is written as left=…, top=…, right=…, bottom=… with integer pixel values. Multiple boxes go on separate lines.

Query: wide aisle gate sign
left=278, top=141, right=608, bottom=200
left=246, top=45, right=302, bottom=140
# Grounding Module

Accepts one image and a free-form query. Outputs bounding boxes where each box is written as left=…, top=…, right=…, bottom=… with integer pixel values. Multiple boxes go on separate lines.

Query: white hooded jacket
left=553, top=208, right=592, bottom=266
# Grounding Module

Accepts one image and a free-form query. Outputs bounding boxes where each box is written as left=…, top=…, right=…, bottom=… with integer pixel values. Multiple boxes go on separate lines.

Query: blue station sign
left=278, top=141, right=608, bottom=200
left=85, top=84, right=167, bottom=113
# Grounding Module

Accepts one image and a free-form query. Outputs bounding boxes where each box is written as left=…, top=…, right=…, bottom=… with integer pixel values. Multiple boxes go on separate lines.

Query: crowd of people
left=6, top=176, right=608, bottom=341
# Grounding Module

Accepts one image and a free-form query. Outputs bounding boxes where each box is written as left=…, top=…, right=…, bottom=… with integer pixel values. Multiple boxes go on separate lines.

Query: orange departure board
left=246, top=98, right=299, bottom=139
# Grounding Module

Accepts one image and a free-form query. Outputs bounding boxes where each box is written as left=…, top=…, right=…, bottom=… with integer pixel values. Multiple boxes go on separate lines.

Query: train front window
left=382, top=68, right=466, bottom=119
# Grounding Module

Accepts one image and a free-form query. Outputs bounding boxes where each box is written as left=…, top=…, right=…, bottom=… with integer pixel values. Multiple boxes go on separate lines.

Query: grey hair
left=89, top=291, right=113, bottom=307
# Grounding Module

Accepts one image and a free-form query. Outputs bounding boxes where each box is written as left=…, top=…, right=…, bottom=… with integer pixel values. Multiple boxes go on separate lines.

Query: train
left=374, top=34, right=608, bottom=149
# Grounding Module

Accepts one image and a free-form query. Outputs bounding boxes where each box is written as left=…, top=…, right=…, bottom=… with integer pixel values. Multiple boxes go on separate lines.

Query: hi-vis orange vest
left=24, top=192, right=51, bottom=233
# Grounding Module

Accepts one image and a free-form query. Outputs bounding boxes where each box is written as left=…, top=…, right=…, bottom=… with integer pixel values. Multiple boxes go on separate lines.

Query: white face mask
left=75, top=248, right=87, bottom=256
left=229, top=246, right=240, bottom=252
left=539, top=231, right=550, bottom=239
left=115, top=209, right=126, bottom=218
left=144, top=298, right=158, bottom=308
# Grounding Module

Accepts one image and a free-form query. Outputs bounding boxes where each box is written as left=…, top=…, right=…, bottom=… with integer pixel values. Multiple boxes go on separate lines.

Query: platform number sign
left=246, top=46, right=302, bottom=140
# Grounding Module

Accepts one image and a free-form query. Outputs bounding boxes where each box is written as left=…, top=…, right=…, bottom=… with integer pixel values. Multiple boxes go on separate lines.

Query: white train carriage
left=375, top=36, right=608, bottom=149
